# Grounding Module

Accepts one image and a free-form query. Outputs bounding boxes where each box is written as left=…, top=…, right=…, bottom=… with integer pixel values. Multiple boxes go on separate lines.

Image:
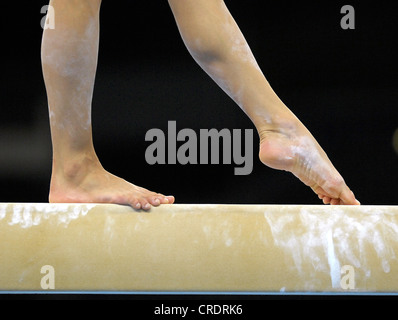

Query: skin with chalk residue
left=168, top=0, right=360, bottom=205
left=42, top=0, right=174, bottom=211
left=42, top=0, right=359, bottom=208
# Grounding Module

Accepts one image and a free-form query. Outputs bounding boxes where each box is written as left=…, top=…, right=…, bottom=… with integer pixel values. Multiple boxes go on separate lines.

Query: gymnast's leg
left=41, top=0, right=174, bottom=210
left=168, top=0, right=359, bottom=205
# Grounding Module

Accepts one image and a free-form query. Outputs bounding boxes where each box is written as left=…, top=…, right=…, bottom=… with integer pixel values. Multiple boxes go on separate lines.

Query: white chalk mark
left=327, top=229, right=340, bottom=288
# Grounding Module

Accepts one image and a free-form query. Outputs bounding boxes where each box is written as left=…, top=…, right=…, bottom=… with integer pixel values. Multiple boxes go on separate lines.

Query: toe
left=339, top=187, right=360, bottom=205
left=157, top=194, right=175, bottom=204
left=141, top=201, right=151, bottom=211
left=150, top=197, right=161, bottom=206
left=322, top=196, right=331, bottom=204
left=133, top=201, right=141, bottom=210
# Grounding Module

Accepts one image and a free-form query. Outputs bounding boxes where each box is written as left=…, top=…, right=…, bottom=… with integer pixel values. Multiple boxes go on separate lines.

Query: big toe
left=340, top=187, right=360, bottom=205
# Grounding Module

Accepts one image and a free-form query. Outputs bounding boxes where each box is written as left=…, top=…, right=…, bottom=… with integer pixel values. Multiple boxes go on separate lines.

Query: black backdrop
left=1, top=1, right=397, bottom=205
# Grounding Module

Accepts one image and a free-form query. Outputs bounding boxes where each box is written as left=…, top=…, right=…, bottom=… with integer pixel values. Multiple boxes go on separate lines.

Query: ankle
left=53, top=152, right=101, bottom=184
left=257, top=117, right=301, bottom=143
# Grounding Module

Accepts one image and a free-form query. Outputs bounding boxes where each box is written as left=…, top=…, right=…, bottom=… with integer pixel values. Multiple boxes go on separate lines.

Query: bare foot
left=49, top=156, right=174, bottom=211
left=258, top=122, right=360, bottom=205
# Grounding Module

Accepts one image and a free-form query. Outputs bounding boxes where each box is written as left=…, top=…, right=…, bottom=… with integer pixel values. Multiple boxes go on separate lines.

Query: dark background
left=0, top=1, right=397, bottom=206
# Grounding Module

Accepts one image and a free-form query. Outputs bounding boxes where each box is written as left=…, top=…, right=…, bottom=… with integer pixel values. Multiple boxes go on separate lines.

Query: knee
left=178, top=26, right=225, bottom=68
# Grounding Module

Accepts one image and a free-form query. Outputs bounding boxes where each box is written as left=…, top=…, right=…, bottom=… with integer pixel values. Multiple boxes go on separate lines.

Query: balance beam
left=0, top=203, right=397, bottom=294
